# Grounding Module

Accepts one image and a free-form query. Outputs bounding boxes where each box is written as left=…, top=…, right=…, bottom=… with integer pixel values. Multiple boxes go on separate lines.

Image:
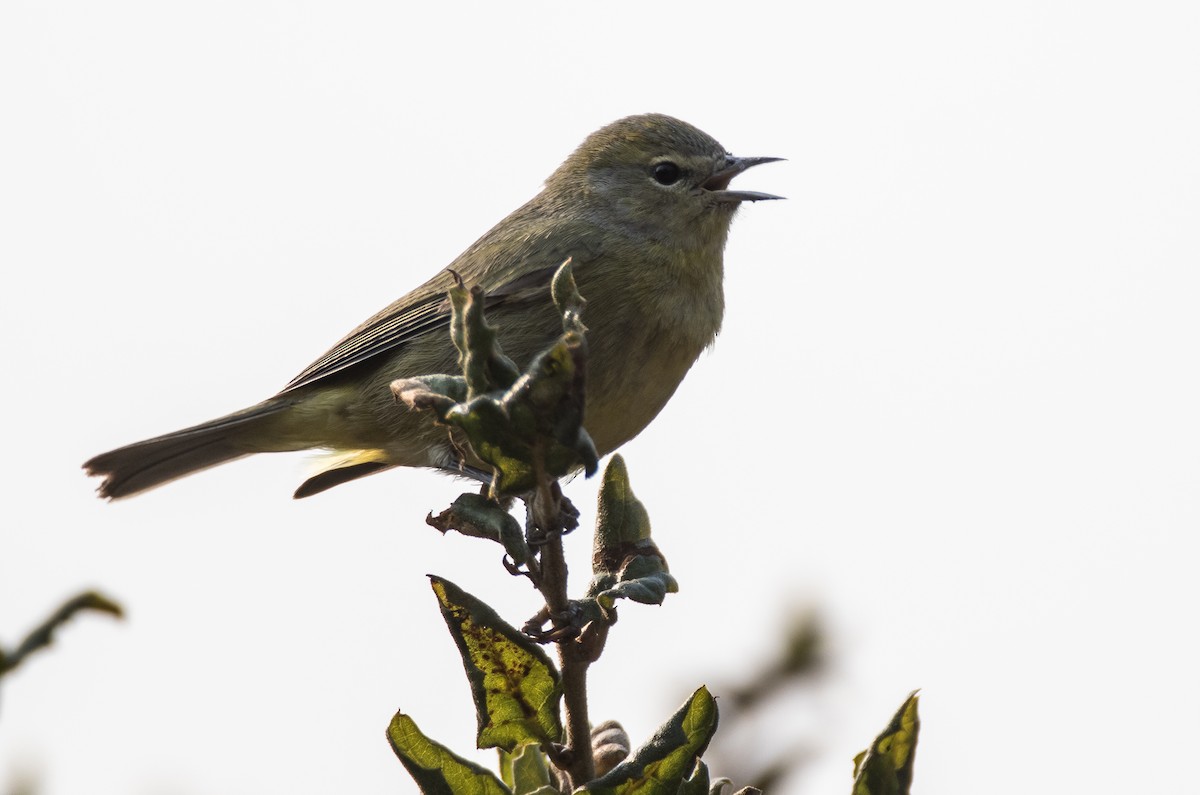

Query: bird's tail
left=84, top=400, right=293, bottom=500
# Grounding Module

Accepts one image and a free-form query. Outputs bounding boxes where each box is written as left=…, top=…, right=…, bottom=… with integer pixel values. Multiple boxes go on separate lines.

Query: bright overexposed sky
left=2, top=2, right=1198, bottom=793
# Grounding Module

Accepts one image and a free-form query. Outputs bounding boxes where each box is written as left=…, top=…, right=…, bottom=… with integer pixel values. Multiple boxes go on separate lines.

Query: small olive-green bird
left=85, top=113, right=781, bottom=499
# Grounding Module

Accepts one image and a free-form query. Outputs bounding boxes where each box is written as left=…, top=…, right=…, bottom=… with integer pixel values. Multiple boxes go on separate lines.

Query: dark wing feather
left=281, top=296, right=448, bottom=392
left=280, top=263, right=563, bottom=394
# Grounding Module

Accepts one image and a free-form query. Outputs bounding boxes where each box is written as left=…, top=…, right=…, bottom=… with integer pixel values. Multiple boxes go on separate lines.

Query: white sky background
left=2, top=2, right=1198, bottom=793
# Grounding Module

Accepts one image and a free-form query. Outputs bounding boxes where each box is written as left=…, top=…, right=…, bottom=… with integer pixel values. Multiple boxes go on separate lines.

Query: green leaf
left=431, top=577, right=563, bottom=751
left=392, top=373, right=470, bottom=410
left=592, top=560, right=678, bottom=613
left=851, top=691, right=920, bottom=795
left=386, top=712, right=511, bottom=795
left=499, top=743, right=555, bottom=795
left=392, top=267, right=599, bottom=497
left=428, top=493, right=530, bottom=565
left=583, top=686, right=719, bottom=794
left=676, top=760, right=710, bottom=795
left=444, top=333, right=597, bottom=495
left=551, top=258, right=587, bottom=334
left=452, top=283, right=521, bottom=398
left=593, top=454, right=652, bottom=547
left=584, top=456, right=677, bottom=623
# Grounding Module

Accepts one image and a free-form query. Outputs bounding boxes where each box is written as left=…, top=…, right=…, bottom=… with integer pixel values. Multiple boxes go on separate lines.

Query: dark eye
left=652, top=161, right=682, bottom=185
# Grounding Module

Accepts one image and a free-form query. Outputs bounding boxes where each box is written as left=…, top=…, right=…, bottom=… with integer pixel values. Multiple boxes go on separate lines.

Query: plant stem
left=532, top=480, right=595, bottom=789
left=559, top=639, right=594, bottom=787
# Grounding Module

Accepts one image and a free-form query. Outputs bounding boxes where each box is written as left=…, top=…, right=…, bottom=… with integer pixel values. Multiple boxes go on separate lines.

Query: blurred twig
left=726, top=609, right=823, bottom=711
left=0, top=590, right=124, bottom=681
left=706, top=609, right=826, bottom=791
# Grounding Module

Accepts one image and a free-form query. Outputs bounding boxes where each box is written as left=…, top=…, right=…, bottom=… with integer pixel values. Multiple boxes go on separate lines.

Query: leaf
left=392, top=373, right=469, bottom=411
left=387, top=711, right=511, bottom=795
left=584, top=456, right=677, bottom=623
left=452, top=283, right=521, bottom=398
left=444, top=334, right=597, bottom=495
left=593, top=454, right=651, bottom=545
left=499, top=743, right=555, bottom=795
left=850, top=691, right=920, bottom=795
left=551, top=258, right=587, bottom=334
left=428, top=493, right=530, bottom=565
left=677, top=760, right=710, bottom=795
left=431, top=577, right=563, bottom=751
left=592, top=559, right=678, bottom=613
left=391, top=266, right=598, bottom=497
left=591, top=720, right=631, bottom=777
left=583, top=686, right=719, bottom=794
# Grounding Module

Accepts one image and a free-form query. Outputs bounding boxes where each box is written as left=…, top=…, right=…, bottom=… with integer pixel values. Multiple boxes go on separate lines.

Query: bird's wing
left=279, top=263, right=563, bottom=393
left=281, top=293, right=447, bottom=392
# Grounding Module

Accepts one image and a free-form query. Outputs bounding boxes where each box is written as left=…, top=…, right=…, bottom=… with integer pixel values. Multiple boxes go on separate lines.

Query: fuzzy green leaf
left=392, top=265, right=598, bottom=496
left=428, top=493, right=530, bottom=565
left=583, top=456, right=677, bottom=623
left=387, top=712, right=511, bottom=795
left=451, top=283, right=521, bottom=397
left=851, top=692, right=920, bottom=795
left=443, top=333, right=597, bottom=495
left=551, top=258, right=587, bottom=335
left=593, top=454, right=652, bottom=548
left=392, top=373, right=470, bottom=409
left=582, top=686, right=719, bottom=794
left=592, top=558, right=678, bottom=612
left=676, top=760, right=710, bottom=795
left=431, top=577, right=563, bottom=751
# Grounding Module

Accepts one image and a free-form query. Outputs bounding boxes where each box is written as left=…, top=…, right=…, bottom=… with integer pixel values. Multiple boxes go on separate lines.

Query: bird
left=84, top=113, right=781, bottom=500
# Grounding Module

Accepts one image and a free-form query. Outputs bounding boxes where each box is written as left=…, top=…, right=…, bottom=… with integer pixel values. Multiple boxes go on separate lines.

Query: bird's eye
left=652, top=161, right=682, bottom=186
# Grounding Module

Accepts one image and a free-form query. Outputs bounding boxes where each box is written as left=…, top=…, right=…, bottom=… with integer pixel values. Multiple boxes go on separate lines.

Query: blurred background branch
left=705, top=609, right=827, bottom=791
left=0, top=590, right=123, bottom=687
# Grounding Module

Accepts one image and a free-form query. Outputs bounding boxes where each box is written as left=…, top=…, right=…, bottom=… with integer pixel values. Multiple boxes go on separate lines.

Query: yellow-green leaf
left=583, top=686, right=718, bottom=794
left=851, top=691, right=920, bottom=795
left=387, top=712, right=511, bottom=795
left=431, top=577, right=563, bottom=751
left=676, top=759, right=710, bottom=795
left=499, top=743, right=555, bottom=795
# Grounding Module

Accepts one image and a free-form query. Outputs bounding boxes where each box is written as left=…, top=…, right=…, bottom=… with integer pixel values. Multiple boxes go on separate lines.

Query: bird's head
left=546, top=113, right=783, bottom=248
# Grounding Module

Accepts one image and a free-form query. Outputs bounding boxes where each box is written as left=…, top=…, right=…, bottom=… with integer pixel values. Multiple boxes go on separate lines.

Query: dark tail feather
left=291, top=455, right=491, bottom=499
left=84, top=401, right=290, bottom=500
left=293, top=461, right=395, bottom=499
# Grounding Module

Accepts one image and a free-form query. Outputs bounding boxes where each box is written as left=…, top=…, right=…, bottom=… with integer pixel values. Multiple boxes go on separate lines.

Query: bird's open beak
left=704, top=156, right=785, bottom=202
